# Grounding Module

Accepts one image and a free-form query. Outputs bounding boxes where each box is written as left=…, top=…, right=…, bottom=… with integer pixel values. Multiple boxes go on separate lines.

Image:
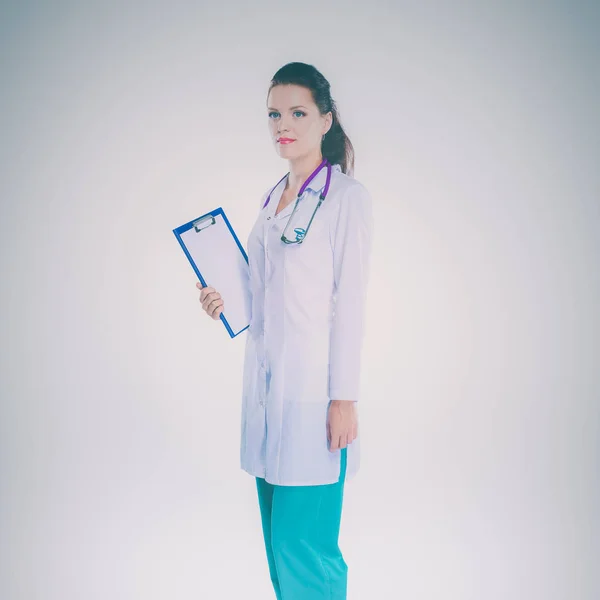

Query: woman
left=197, top=62, right=373, bottom=600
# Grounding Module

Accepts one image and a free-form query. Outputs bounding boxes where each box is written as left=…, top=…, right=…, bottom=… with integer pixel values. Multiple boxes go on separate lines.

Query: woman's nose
left=277, top=116, right=291, bottom=134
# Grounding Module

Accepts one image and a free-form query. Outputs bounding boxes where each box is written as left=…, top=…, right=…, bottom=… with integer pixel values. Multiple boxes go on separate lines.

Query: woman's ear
left=323, top=111, right=333, bottom=136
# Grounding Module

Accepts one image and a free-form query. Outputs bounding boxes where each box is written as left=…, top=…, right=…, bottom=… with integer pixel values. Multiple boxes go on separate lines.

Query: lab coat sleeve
left=328, top=182, right=374, bottom=401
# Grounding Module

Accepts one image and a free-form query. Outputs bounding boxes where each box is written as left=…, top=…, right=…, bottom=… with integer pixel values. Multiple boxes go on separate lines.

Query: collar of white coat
left=288, top=162, right=342, bottom=195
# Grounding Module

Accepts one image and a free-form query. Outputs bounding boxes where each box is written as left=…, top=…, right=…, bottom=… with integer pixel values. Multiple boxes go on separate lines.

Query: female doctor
left=197, top=62, right=373, bottom=600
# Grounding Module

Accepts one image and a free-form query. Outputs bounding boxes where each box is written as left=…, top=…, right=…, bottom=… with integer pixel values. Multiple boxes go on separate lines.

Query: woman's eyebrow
left=267, top=105, right=307, bottom=110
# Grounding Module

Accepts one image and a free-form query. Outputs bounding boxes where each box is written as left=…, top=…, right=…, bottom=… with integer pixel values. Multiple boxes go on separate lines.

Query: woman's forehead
left=267, top=84, right=315, bottom=109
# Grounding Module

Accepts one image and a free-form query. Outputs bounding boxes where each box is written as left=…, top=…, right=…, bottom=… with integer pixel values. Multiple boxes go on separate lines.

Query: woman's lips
left=278, top=139, right=295, bottom=144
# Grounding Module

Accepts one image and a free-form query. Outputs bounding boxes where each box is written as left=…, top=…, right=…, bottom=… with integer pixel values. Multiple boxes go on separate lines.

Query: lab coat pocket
left=284, top=332, right=330, bottom=404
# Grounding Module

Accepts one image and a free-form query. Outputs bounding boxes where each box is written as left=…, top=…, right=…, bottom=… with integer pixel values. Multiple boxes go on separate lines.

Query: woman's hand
left=196, top=282, right=225, bottom=320
left=327, top=400, right=358, bottom=451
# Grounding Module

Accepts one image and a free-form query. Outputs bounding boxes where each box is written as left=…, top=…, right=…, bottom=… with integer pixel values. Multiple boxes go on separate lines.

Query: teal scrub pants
left=255, top=447, right=348, bottom=600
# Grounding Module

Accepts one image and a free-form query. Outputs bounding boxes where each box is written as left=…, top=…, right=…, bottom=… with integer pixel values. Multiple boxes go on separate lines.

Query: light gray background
left=1, top=1, right=598, bottom=599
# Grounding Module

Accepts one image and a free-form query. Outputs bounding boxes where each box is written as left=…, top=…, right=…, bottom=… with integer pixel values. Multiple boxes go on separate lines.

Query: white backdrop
left=1, top=1, right=598, bottom=599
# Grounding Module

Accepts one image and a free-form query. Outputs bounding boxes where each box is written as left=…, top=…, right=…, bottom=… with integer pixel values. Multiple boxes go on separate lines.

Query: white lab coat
left=240, top=163, right=373, bottom=485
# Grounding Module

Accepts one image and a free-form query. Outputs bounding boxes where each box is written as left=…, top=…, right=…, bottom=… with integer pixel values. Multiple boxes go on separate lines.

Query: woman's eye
left=267, top=111, right=305, bottom=118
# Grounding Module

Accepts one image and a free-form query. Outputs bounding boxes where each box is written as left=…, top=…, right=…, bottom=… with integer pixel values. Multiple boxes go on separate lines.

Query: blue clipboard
left=173, top=207, right=251, bottom=338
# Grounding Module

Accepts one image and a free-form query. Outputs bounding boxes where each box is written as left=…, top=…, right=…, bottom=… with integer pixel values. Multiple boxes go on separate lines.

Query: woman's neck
left=286, top=153, right=324, bottom=194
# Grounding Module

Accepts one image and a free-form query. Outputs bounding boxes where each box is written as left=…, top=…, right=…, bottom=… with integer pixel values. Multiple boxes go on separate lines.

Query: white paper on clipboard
left=173, top=207, right=251, bottom=338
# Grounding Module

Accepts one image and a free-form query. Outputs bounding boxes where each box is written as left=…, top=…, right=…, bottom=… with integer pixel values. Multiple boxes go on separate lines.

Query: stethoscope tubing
left=262, top=158, right=332, bottom=210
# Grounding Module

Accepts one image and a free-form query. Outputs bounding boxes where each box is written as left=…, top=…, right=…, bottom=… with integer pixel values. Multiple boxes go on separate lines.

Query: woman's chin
left=277, top=148, right=297, bottom=158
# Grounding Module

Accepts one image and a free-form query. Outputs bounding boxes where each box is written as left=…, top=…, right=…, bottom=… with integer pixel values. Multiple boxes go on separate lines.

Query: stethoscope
left=262, top=158, right=333, bottom=244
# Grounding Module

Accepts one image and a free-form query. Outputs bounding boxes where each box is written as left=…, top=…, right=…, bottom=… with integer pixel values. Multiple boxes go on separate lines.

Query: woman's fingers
left=197, top=282, right=224, bottom=318
left=198, top=283, right=215, bottom=303
left=208, top=298, right=224, bottom=319
left=202, top=291, right=220, bottom=311
left=199, top=285, right=219, bottom=310
left=204, top=295, right=223, bottom=315
left=328, top=425, right=357, bottom=451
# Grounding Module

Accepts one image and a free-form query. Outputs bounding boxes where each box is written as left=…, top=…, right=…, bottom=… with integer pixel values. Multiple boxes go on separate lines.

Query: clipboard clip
left=192, top=214, right=216, bottom=232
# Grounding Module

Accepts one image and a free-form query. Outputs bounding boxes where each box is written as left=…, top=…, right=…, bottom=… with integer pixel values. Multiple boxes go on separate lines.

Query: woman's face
left=267, top=84, right=331, bottom=160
